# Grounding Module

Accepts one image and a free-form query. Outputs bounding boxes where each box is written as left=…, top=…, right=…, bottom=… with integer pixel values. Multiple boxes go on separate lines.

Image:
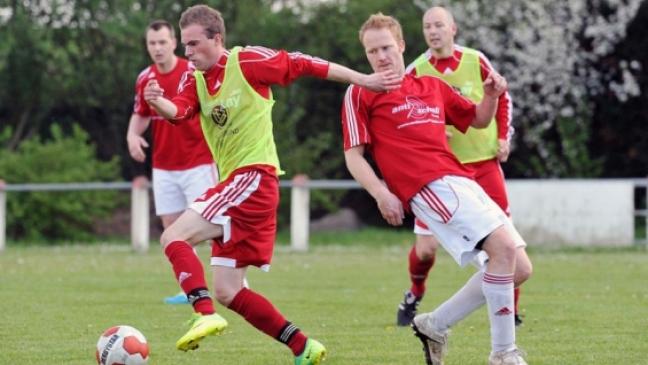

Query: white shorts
left=152, top=163, right=218, bottom=216
left=410, top=175, right=526, bottom=268
left=413, top=221, right=486, bottom=268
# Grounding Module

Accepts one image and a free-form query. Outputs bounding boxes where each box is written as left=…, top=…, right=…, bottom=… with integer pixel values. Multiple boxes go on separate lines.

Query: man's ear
left=213, top=33, right=224, bottom=47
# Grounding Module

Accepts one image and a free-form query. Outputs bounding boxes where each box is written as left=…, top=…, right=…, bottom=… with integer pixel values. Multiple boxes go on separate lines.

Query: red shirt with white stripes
left=341, top=74, right=476, bottom=206
left=134, top=57, right=213, bottom=170
left=170, top=46, right=329, bottom=121
left=406, top=46, right=513, bottom=141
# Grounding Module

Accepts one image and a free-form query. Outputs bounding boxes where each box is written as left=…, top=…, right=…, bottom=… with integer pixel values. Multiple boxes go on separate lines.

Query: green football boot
left=294, top=339, right=326, bottom=365
left=176, top=312, right=228, bottom=351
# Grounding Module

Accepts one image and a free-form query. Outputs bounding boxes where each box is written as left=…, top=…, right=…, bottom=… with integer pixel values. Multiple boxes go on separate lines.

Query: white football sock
left=430, top=269, right=486, bottom=332
left=482, top=272, right=516, bottom=353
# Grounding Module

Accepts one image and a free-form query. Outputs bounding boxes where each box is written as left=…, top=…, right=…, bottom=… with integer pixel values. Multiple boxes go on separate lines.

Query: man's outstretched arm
left=327, top=63, right=402, bottom=92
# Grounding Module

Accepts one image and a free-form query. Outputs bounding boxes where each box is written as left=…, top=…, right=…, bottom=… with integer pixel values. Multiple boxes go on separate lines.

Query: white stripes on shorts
left=410, top=176, right=525, bottom=267
left=190, top=170, right=261, bottom=244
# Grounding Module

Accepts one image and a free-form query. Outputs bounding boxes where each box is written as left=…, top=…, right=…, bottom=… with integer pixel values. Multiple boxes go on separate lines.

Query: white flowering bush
left=415, top=0, right=643, bottom=176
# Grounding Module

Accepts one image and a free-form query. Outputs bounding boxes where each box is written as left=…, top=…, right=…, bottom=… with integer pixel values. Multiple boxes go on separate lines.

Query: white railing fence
left=0, top=177, right=647, bottom=253
left=0, top=179, right=150, bottom=253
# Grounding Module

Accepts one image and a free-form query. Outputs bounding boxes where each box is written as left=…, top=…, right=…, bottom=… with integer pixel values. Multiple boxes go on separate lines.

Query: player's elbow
left=471, top=117, right=491, bottom=129
left=344, top=146, right=364, bottom=162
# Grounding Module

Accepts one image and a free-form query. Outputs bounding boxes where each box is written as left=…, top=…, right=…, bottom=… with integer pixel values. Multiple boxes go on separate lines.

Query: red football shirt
left=341, top=74, right=476, bottom=206
left=170, top=46, right=330, bottom=121
left=406, top=46, right=513, bottom=141
left=134, top=57, right=213, bottom=170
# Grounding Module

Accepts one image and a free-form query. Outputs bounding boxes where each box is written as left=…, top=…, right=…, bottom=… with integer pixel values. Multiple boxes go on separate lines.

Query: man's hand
left=127, top=133, right=149, bottom=162
left=482, top=71, right=507, bottom=98
left=360, top=70, right=403, bottom=92
left=375, top=189, right=405, bottom=226
left=143, top=79, right=165, bottom=103
left=497, top=138, right=510, bottom=162
left=142, top=79, right=178, bottom=120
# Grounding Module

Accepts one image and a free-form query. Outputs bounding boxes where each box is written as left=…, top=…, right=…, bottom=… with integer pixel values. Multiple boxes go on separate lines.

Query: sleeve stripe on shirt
left=245, top=45, right=278, bottom=59
left=505, top=93, right=514, bottom=141
left=177, top=70, right=191, bottom=94
left=136, top=66, right=152, bottom=84
left=133, top=67, right=153, bottom=113
left=475, top=50, right=514, bottom=141
left=242, top=46, right=327, bottom=67
left=288, top=51, right=329, bottom=66
left=475, top=49, right=494, bottom=73
left=344, top=85, right=360, bottom=146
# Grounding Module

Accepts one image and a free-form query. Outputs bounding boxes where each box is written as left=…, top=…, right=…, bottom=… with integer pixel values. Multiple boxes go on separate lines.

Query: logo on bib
left=211, top=105, right=228, bottom=127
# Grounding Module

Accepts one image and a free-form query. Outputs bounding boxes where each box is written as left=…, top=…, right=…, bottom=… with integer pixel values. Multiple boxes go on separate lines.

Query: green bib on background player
left=413, top=47, right=498, bottom=164
left=194, top=47, right=282, bottom=182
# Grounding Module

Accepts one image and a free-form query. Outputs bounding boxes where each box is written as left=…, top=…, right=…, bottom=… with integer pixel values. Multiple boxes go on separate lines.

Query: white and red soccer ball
left=96, top=325, right=150, bottom=365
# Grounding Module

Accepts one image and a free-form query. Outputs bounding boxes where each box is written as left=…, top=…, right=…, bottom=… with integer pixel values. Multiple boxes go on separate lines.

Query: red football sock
left=164, top=240, right=214, bottom=315
left=409, top=245, right=435, bottom=298
left=229, top=288, right=307, bottom=356
left=514, top=287, right=520, bottom=314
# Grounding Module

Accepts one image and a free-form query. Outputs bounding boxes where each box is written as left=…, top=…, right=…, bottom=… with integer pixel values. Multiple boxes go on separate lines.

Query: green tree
left=1, top=0, right=646, bottom=230
left=0, top=124, right=122, bottom=241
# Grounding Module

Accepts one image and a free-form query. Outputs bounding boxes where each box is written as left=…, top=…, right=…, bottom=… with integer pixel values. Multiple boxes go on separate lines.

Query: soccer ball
left=96, top=325, right=150, bottom=365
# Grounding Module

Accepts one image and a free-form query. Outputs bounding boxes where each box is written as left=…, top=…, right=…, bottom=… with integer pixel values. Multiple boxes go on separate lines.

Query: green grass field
left=1, top=232, right=647, bottom=364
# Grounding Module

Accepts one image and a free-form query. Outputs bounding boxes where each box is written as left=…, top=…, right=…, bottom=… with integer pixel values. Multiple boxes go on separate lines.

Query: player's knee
left=483, top=231, right=516, bottom=268
left=417, top=245, right=436, bottom=261
left=515, top=259, right=533, bottom=284
left=159, top=230, right=174, bottom=248
left=415, top=235, right=438, bottom=260
left=213, top=286, right=236, bottom=306
left=514, top=248, right=533, bottom=284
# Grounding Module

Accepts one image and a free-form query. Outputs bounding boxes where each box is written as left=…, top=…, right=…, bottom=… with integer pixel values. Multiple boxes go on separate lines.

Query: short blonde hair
left=358, top=13, right=404, bottom=43
left=180, top=5, right=226, bottom=45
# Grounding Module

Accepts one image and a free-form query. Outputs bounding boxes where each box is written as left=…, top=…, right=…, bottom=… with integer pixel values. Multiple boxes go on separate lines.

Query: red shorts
left=415, top=158, right=509, bottom=231
left=189, top=165, right=278, bottom=270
